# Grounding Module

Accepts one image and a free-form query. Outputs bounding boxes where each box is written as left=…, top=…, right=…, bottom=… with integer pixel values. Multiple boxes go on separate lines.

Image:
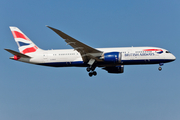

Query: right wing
left=47, top=26, right=103, bottom=63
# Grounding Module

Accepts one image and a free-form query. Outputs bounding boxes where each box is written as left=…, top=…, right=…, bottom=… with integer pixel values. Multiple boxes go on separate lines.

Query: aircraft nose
left=172, top=54, right=176, bottom=61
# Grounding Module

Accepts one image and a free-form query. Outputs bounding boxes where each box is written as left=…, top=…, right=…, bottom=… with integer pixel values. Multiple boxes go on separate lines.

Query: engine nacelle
left=103, top=52, right=121, bottom=63
left=103, top=65, right=124, bottom=73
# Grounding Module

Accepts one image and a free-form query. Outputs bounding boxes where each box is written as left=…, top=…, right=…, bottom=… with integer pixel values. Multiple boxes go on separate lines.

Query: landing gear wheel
left=89, top=72, right=93, bottom=77
left=86, top=67, right=91, bottom=72
left=158, top=67, right=162, bottom=71
left=87, top=65, right=97, bottom=77
left=93, top=71, right=97, bottom=76
left=88, top=71, right=97, bottom=77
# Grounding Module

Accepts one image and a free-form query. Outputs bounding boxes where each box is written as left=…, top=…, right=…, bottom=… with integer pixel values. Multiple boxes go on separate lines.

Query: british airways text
left=125, top=53, right=155, bottom=57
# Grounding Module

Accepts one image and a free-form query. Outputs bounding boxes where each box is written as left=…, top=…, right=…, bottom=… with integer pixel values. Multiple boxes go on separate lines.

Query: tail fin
left=9, top=26, right=43, bottom=54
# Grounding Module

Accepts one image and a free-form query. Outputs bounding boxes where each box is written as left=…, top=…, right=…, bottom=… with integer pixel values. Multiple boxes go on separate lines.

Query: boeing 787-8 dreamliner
left=5, top=26, right=176, bottom=77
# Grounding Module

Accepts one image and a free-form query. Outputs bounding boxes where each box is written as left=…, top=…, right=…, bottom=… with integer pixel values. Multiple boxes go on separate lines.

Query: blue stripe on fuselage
left=38, top=61, right=85, bottom=67
left=37, top=59, right=174, bottom=67
left=121, top=59, right=174, bottom=65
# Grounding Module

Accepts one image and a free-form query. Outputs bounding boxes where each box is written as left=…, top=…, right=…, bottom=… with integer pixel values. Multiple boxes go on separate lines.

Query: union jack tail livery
left=9, top=27, right=42, bottom=54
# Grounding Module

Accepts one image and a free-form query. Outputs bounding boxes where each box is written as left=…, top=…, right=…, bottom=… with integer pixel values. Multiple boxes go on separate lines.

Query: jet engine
left=102, top=52, right=121, bottom=63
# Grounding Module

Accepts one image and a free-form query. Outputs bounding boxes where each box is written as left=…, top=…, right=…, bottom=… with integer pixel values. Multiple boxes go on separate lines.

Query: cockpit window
left=166, top=51, right=171, bottom=53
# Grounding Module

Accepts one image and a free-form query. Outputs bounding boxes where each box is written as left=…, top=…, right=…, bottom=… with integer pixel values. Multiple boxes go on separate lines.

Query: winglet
left=46, top=26, right=75, bottom=40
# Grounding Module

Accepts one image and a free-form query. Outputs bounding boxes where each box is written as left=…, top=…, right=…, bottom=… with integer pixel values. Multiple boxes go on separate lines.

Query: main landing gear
left=86, top=59, right=97, bottom=77
left=158, top=63, right=164, bottom=71
left=87, top=66, right=97, bottom=77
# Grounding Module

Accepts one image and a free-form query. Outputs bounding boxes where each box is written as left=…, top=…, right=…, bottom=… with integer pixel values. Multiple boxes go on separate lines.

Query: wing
left=47, top=26, right=103, bottom=63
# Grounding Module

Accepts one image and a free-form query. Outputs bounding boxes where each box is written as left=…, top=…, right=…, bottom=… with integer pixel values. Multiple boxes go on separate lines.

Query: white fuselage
left=18, top=46, right=176, bottom=67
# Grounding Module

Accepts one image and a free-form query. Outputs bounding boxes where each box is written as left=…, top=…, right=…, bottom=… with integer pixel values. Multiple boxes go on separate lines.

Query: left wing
left=47, top=26, right=103, bottom=63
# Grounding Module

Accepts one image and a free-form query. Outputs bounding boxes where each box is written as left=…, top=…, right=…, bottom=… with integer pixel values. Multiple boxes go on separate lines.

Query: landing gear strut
left=87, top=59, right=97, bottom=77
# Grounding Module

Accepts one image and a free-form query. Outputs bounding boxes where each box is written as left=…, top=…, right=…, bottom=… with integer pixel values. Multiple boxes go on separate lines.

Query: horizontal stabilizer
left=4, top=49, right=31, bottom=58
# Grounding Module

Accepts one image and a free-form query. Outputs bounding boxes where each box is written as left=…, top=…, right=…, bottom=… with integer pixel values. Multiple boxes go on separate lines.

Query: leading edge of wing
left=46, top=26, right=103, bottom=62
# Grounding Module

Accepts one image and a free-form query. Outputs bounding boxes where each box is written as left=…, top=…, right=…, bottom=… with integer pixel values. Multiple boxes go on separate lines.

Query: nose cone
left=171, top=54, right=176, bottom=61
left=165, top=53, right=176, bottom=63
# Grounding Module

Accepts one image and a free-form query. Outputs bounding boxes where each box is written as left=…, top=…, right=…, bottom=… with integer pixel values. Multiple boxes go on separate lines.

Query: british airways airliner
left=5, top=26, right=176, bottom=77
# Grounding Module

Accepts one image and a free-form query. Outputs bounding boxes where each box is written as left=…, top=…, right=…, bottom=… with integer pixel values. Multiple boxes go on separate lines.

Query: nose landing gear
left=158, top=63, right=164, bottom=71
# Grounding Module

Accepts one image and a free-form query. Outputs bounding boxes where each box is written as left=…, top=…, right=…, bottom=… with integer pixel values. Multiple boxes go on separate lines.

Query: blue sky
left=0, top=0, right=180, bottom=120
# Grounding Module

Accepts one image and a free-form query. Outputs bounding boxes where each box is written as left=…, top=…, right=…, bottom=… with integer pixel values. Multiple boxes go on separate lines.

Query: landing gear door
left=118, top=52, right=122, bottom=63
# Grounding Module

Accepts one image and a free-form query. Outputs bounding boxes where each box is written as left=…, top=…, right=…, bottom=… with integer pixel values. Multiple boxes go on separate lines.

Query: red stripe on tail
left=21, top=46, right=38, bottom=54
left=12, top=31, right=30, bottom=41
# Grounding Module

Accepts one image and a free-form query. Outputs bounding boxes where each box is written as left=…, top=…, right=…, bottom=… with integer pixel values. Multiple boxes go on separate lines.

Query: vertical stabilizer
left=9, top=26, right=43, bottom=54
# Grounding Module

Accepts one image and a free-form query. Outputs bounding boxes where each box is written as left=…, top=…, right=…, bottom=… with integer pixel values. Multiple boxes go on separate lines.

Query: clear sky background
left=0, top=0, right=180, bottom=120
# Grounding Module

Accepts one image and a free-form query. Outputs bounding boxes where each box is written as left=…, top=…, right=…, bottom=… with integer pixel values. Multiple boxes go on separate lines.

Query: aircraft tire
left=87, top=67, right=91, bottom=72
left=93, top=71, right=97, bottom=76
left=89, top=72, right=93, bottom=77
left=158, top=67, right=162, bottom=71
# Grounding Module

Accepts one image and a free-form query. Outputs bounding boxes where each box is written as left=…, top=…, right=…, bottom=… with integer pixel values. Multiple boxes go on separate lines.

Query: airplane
left=5, top=26, right=176, bottom=77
